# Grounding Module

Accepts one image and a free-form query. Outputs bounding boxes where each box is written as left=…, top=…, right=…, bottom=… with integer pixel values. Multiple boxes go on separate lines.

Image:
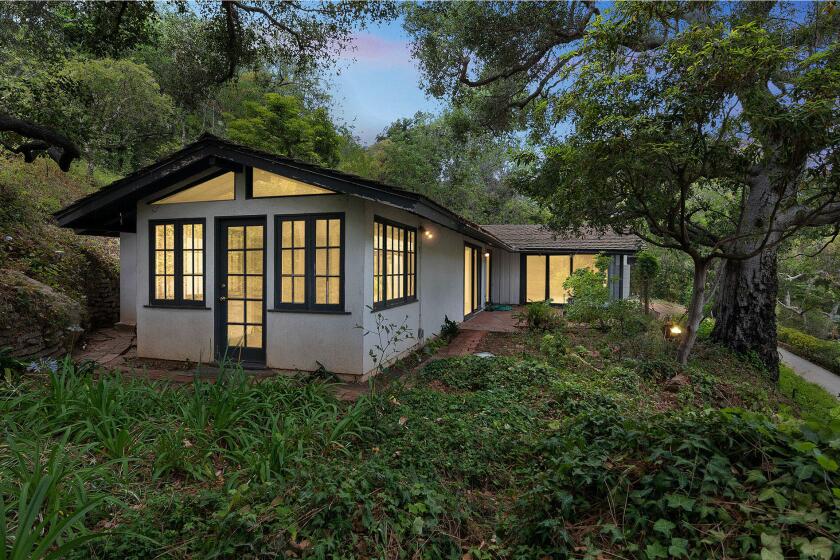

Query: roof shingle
left=480, top=224, right=641, bottom=252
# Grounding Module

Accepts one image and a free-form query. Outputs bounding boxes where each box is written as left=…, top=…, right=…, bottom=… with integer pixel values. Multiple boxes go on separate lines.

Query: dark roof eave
left=54, top=136, right=513, bottom=249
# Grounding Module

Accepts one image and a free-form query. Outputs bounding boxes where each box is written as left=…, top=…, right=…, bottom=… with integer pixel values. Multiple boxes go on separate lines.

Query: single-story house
left=55, top=134, right=640, bottom=379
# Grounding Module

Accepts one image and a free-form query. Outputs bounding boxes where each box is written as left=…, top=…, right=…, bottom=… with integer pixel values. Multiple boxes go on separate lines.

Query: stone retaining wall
left=0, top=269, right=84, bottom=358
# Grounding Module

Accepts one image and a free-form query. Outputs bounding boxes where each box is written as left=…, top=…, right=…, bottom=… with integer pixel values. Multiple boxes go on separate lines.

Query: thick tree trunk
left=711, top=247, right=779, bottom=380
left=677, top=261, right=709, bottom=366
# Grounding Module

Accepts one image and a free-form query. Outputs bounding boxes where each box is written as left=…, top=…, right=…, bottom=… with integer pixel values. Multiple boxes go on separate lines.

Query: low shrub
left=778, top=326, right=840, bottom=375
left=539, top=332, right=568, bottom=361
left=440, top=315, right=460, bottom=341
left=515, top=300, right=563, bottom=331
left=502, top=408, right=840, bottom=559
left=421, top=356, right=555, bottom=392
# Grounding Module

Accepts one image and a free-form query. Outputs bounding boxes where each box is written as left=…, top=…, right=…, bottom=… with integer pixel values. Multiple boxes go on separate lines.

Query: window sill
left=371, top=298, right=418, bottom=313
left=268, top=308, right=351, bottom=315
left=144, top=304, right=211, bottom=310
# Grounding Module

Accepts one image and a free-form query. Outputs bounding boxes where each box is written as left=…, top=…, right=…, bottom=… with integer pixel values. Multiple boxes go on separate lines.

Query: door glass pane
left=526, top=255, right=547, bottom=302
left=226, top=224, right=264, bottom=354
left=549, top=255, right=571, bottom=304
left=464, top=247, right=473, bottom=316
left=485, top=252, right=490, bottom=304
left=227, top=325, right=245, bottom=347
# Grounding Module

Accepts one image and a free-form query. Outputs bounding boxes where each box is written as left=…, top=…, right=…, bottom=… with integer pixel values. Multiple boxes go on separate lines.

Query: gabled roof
left=481, top=224, right=641, bottom=252
left=54, top=134, right=510, bottom=248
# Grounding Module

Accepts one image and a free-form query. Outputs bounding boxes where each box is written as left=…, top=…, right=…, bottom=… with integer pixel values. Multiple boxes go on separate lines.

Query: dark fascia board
left=53, top=136, right=512, bottom=249
left=53, top=147, right=238, bottom=230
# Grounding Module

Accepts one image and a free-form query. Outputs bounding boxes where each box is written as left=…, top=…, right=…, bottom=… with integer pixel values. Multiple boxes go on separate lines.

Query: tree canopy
left=0, top=1, right=397, bottom=169
left=408, top=1, right=840, bottom=372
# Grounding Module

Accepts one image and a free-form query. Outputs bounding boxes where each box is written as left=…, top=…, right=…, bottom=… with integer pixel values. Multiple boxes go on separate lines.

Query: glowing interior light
left=669, top=325, right=683, bottom=335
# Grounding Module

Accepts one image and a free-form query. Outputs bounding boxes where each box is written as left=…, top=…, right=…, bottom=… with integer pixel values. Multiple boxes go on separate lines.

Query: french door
left=215, top=217, right=266, bottom=365
left=464, top=243, right=481, bottom=317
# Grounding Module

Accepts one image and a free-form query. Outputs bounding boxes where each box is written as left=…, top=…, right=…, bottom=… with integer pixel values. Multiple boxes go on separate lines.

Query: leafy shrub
left=778, top=326, right=840, bottom=375
left=540, top=332, right=568, bottom=361
left=502, top=408, right=840, bottom=559
left=515, top=300, right=563, bottom=331
left=564, top=268, right=610, bottom=327
left=439, top=315, right=459, bottom=340
left=421, top=356, right=555, bottom=391
left=603, top=298, right=649, bottom=336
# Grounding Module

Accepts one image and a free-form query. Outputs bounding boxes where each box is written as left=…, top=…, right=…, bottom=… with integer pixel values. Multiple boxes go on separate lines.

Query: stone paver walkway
left=778, top=347, right=840, bottom=399
left=459, top=309, right=521, bottom=333
left=434, top=329, right=487, bottom=358
left=74, top=327, right=135, bottom=367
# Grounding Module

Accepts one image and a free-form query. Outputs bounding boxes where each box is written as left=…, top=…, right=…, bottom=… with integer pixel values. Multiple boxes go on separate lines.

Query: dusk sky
left=328, top=18, right=443, bottom=145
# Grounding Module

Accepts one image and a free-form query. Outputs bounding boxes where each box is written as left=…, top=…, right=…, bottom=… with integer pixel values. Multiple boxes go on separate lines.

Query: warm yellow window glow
left=279, top=220, right=306, bottom=304
left=464, top=246, right=473, bottom=316
left=182, top=223, right=204, bottom=301
left=573, top=254, right=597, bottom=272
left=225, top=225, right=264, bottom=349
left=252, top=168, right=333, bottom=197
left=314, top=218, right=341, bottom=305
left=373, top=219, right=416, bottom=308
left=153, top=173, right=235, bottom=204
left=548, top=255, right=571, bottom=304
left=153, top=224, right=176, bottom=300
left=525, top=255, right=547, bottom=302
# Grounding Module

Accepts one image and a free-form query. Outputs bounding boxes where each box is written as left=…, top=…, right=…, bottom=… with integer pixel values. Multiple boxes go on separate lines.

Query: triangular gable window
left=251, top=168, right=333, bottom=197
left=153, top=172, right=235, bottom=204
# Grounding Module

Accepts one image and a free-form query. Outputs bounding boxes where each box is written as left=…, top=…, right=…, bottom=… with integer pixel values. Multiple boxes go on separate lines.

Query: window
left=275, top=214, right=344, bottom=311
left=251, top=168, right=333, bottom=198
left=150, top=220, right=205, bottom=306
left=523, top=253, right=600, bottom=304
left=152, top=172, right=235, bottom=204
left=373, top=218, right=417, bottom=309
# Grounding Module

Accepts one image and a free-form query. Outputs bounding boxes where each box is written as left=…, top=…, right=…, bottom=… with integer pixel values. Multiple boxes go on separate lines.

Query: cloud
left=339, top=33, right=414, bottom=68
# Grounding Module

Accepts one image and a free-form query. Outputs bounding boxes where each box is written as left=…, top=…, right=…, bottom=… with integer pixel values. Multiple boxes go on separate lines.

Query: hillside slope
left=0, top=156, right=119, bottom=358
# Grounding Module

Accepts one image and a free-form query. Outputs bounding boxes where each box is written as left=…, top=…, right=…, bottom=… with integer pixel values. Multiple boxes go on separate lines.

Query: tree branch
left=0, top=113, right=80, bottom=171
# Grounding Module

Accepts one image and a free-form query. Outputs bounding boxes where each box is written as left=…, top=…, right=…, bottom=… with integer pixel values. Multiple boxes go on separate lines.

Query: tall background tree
left=406, top=1, right=840, bottom=375
left=0, top=0, right=397, bottom=169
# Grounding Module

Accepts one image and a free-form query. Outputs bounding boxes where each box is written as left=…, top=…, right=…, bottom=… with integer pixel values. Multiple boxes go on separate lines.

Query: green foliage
left=564, top=267, right=609, bottom=320
left=440, top=315, right=460, bottom=341
left=339, top=111, right=542, bottom=224
left=225, top=93, right=341, bottom=167
left=515, top=300, right=563, bottom=332
left=539, top=332, right=568, bottom=361
left=3, top=327, right=840, bottom=558
left=778, top=326, right=840, bottom=376
left=502, top=408, right=840, bottom=559
left=778, top=365, right=840, bottom=422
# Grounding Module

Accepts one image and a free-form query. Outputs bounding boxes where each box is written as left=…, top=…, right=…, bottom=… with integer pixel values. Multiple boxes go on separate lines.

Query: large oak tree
left=407, top=1, right=840, bottom=375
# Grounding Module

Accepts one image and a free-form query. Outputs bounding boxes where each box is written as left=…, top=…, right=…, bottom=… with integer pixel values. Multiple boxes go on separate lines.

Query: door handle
left=219, top=296, right=227, bottom=302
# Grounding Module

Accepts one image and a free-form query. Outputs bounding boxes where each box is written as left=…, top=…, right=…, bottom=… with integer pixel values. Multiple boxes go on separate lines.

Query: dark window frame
left=148, top=218, right=207, bottom=307
left=519, top=252, right=625, bottom=304
left=372, top=216, right=418, bottom=311
left=273, top=212, right=345, bottom=312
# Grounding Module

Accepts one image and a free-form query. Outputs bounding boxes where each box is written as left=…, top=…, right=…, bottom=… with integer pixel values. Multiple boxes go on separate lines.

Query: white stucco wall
left=359, top=202, right=488, bottom=376
left=118, top=232, right=137, bottom=325
left=134, top=169, right=366, bottom=374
